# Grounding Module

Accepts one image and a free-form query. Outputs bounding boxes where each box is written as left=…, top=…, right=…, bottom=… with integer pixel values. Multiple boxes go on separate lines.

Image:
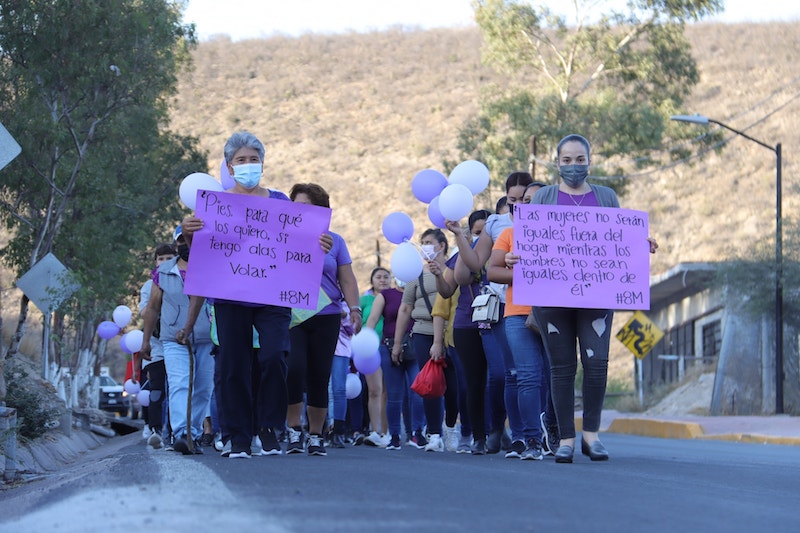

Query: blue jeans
left=380, top=344, right=424, bottom=437
left=329, top=355, right=349, bottom=422
left=504, top=315, right=546, bottom=442
left=163, top=340, right=214, bottom=440
left=481, top=328, right=507, bottom=433
left=491, top=316, right=524, bottom=442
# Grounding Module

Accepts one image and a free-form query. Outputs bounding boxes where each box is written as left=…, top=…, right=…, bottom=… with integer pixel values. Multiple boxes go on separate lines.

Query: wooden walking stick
left=185, top=336, right=195, bottom=453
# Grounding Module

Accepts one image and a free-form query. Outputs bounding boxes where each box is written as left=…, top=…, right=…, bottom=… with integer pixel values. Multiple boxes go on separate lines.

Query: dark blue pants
left=215, top=302, right=290, bottom=451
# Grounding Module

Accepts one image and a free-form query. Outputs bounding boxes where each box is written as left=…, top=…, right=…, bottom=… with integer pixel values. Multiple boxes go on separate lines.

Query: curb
left=697, top=434, right=800, bottom=446
left=606, top=417, right=704, bottom=439
left=604, top=417, right=800, bottom=446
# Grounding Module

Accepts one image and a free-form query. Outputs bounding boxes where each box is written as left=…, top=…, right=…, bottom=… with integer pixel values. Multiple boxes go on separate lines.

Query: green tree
left=457, top=0, right=723, bottom=185
left=0, top=0, right=206, bottom=404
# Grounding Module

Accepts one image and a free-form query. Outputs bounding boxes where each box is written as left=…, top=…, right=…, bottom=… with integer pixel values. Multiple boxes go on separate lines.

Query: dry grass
left=4, top=22, right=800, bottom=385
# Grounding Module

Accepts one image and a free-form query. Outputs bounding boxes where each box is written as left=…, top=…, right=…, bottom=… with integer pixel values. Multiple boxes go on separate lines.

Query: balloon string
left=403, top=239, right=433, bottom=260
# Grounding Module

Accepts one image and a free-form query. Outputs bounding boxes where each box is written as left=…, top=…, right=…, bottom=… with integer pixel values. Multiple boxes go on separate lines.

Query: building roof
left=649, top=262, right=718, bottom=309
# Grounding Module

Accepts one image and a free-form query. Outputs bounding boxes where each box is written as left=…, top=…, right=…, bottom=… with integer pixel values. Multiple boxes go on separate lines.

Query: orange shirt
left=493, top=227, right=531, bottom=317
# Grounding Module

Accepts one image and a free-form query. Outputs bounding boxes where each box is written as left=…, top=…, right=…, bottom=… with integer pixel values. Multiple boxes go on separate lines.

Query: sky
left=184, top=0, right=800, bottom=41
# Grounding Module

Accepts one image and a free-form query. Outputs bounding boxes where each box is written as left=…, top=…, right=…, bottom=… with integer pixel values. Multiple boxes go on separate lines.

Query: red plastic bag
left=411, top=358, right=447, bottom=399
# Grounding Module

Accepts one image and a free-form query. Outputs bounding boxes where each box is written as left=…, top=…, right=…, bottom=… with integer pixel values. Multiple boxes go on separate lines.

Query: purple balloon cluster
left=411, top=162, right=490, bottom=228
left=95, top=305, right=143, bottom=353
left=378, top=160, right=491, bottom=284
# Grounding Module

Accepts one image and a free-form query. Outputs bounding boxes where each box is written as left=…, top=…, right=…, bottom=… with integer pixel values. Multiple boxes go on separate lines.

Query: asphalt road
left=0, top=433, right=796, bottom=532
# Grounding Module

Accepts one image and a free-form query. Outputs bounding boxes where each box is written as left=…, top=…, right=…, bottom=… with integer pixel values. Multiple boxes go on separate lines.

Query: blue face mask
left=232, top=163, right=262, bottom=189
left=559, top=164, right=589, bottom=189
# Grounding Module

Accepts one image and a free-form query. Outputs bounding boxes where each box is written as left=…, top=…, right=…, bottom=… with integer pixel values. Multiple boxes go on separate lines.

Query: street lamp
left=671, top=114, right=784, bottom=414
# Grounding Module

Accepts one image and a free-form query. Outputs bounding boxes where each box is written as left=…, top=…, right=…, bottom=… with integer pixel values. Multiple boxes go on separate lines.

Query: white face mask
left=471, top=235, right=479, bottom=244
left=420, top=244, right=436, bottom=260
left=232, top=163, right=262, bottom=189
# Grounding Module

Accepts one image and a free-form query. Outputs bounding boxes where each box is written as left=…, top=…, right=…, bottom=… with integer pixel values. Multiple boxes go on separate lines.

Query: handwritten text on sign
left=184, top=190, right=331, bottom=309
left=512, top=204, right=650, bottom=310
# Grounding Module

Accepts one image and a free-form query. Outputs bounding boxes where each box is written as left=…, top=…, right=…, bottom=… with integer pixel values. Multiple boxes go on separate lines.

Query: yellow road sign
left=616, top=311, right=664, bottom=359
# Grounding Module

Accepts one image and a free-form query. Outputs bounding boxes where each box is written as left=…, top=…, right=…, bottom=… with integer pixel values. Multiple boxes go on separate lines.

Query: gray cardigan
left=532, top=183, right=620, bottom=208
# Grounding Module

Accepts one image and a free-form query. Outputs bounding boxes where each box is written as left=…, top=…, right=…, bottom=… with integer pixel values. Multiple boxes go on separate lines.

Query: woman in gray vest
left=141, top=227, right=214, bottom=454
left=530, top=134, right=657, bottom=463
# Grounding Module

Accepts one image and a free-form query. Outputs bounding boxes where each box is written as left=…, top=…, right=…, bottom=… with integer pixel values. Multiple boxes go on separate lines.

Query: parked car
left=98, top=375, right=130, bottom=416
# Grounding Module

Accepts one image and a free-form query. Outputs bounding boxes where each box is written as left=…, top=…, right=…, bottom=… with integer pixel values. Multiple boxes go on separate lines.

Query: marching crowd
left=133, top=131, right=657, bottom=462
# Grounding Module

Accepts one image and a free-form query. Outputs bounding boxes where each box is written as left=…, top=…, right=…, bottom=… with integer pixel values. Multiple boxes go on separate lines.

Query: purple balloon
left=220, top=158, right=235, bottom=190
left=427, top=195, right=446, bottom=229
left=119, top=333, right=134, bottom=354
left=97, top=320, right=120, bottom=340
left=412, top=169, right=448, bottom=204
left=353, top=349, right=381, bottom=375
left=382, top=212, right=415, bottom=244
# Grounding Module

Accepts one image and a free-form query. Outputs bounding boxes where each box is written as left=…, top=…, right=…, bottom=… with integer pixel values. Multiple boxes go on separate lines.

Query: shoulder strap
left=418, top=272, right=433, bottom=314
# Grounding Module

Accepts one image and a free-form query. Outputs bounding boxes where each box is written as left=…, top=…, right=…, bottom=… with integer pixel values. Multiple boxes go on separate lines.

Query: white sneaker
left=424, top=433, right=445, bottom=452
left=364, top=431, right=387, bottom=448
left=456, top=435, right=472, bottom=454
left=142, top=425, right=152, bottom=440
left=147, top=432, right=163, bottom=449
left=213, top=432, right=224, bottom=452
left=220, top=440, right=232, bottom=457
left=444, top=425, right=459, bottom=452
left=251, top=435, right=265, bottom=456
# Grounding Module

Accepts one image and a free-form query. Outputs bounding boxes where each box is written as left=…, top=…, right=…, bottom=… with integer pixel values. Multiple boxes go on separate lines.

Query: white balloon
left=449, top=160, right=490, bottom=195
left=124, top=379, right=140, bottom=396
left=179, top=172, right=224, bottom=210
left=391, top=241, right=423, bottom=283
left=123, top=329, right=144, bottom=353
left=137, top=389, right=151, bottom=407
left=112, top=305, right=132, bottom=328
left=345, top=373, right=362, bottom=399
left=438, top=183, right=474, bottom=221
left=351, top=327, right=380, bottom=359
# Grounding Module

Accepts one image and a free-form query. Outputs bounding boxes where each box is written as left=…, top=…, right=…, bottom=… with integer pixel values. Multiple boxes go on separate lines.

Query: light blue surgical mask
left=232, top=163, right=262, bottom=189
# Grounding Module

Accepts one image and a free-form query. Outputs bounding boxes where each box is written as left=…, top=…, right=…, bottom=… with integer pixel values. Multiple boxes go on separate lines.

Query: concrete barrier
left=1, top=406, right=18, bottom=482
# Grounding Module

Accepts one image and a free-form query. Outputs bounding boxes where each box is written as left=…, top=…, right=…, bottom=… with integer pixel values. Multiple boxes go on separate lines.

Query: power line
left=529, top=87, right=800, bottom=181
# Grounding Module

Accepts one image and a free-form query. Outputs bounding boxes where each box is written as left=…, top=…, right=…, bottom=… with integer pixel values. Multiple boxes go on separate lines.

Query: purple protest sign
left=184, top=189, right=331, bottom=309
left=512, top=204, right=650, bottom=310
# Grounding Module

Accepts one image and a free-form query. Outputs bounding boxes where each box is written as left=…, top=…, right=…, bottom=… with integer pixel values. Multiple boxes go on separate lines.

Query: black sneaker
left=173, top=436, right=192, bottom=455
left=486, top=429, right=503, bottom=454
left=504, top=439, right=525, bottom=459
left=540, top=412, right=560, bottom=456
left=199, top=433, right=214, bottom=447
left=259, top=427, right=282, bottom=456
left=192, top=438, right=204, bottom=454
left=286, top=427, right=305, bottom=454
left=330, top=433, right=346, bottom=449
left=521, top=438, right=543, bottom=461
left=471, top=438, right=486, bottom=455
left=307, top=434, right=327, bottom=456
left=386, top=434, right=402, bottom=450
left=407, top=430, right=428, bottom=449
left=163, top=433, right=175, bottom=452
left=229, top=446, right=251, bottom=459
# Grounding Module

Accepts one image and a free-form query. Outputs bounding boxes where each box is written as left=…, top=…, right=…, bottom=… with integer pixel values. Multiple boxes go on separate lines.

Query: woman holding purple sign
left=523, top=134, right=657, bottom=463
left=180, top=131, right=333, bottom=459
